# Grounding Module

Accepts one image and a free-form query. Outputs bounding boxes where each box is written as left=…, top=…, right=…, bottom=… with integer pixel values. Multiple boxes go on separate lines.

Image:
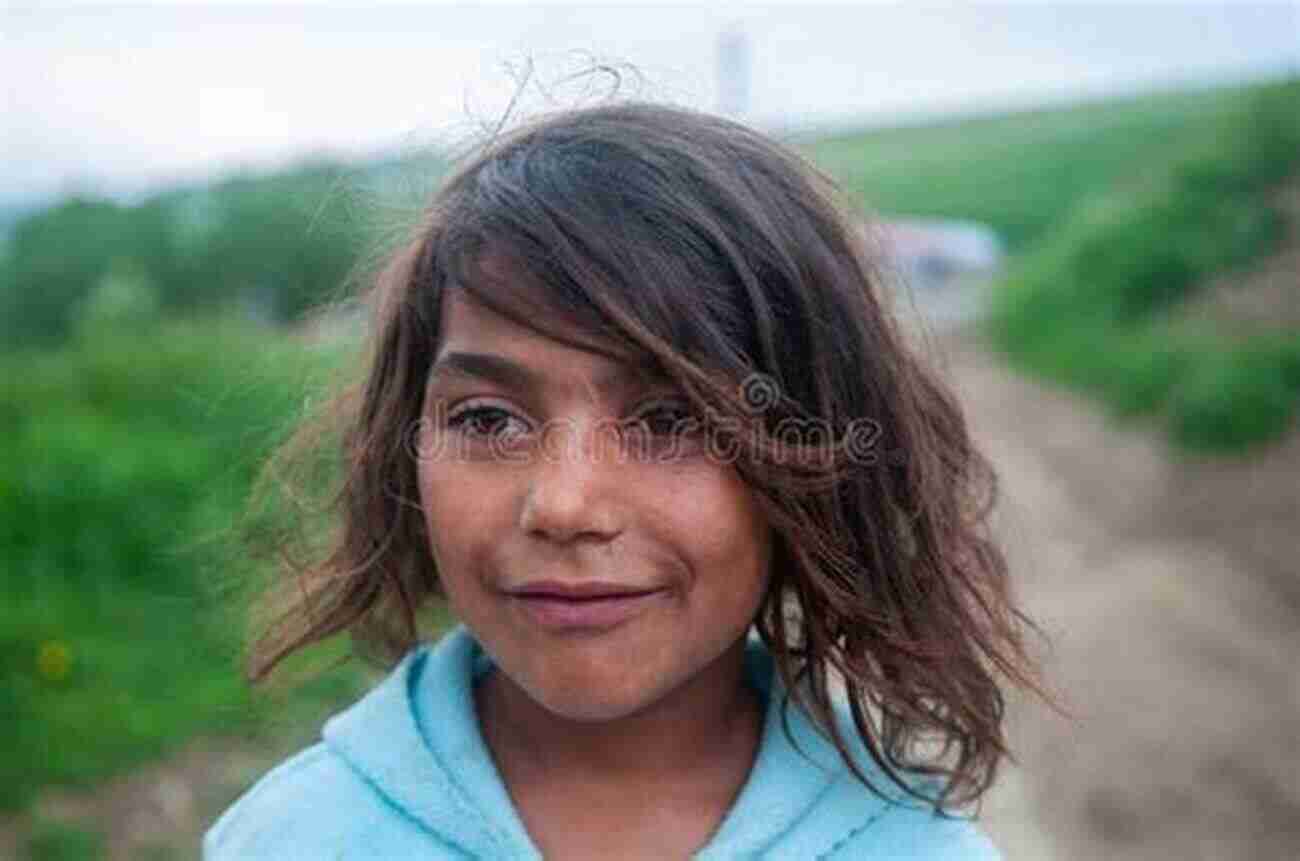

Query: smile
left=509, top=589, right=666, bottom=631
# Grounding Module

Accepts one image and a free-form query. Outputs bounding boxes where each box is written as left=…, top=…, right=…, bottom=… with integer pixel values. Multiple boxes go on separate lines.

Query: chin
left=523, top=671, right=665, bottom=724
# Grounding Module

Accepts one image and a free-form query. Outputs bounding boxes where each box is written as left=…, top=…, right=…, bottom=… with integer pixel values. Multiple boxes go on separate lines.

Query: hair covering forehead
left=432, top=103, right=758, bottom=380
left=447, top=245, right=652, bottom=369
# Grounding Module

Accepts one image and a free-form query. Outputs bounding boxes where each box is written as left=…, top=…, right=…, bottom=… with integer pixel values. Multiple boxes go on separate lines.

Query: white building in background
left=716, top=25, right=751, bottom=118
left=873, top=218, right=1006, bottom=332
left=878, top=218, right=1004, bottom=290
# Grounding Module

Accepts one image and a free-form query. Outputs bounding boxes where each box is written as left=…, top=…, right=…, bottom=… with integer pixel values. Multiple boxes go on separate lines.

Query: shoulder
left=202, top=744, right=374, bottom=858
left=767, top=764, right=1003, bottom=861
left=730, top=653, right=1004, bottom=860
left=822, top=802, right=1003, bottom=860
left=814, top=705, right=1002, bottom=859
left=803, top=746, right=1004, bottom=860
left=201, top=743, right=446, bottom=859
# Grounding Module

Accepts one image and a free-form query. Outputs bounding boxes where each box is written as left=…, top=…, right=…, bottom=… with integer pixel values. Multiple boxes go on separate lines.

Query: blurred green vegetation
left=22, top=819, right=104, bottom=861
left=0, top=149, right=443, bottom=827
left=982, top=76, right=1300, bottom=452
left=0, top=155, right=440, bottom=351
left=0, top=319, right=366, bottom=813
left=803, top=81, right=1251, bottom=252
left=1, top=74, right=1296, bottom=831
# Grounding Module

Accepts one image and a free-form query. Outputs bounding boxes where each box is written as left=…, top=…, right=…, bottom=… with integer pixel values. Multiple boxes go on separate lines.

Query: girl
left=205, top=101, right=1048, bottom=859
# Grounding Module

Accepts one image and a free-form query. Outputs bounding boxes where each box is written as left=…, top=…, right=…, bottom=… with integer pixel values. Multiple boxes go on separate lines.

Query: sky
left=4, top=1, right=1298, bottom=208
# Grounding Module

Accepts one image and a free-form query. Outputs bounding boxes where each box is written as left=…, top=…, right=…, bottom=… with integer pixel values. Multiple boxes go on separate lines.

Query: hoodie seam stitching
left=742, top=769, right=839, bottom=857
left=414, top=739, right=520, bottom=856
left=324, top=735, right=484, bottom=857
left=408, top=644, right=526, bottom=859
left=813, top=801, right=893, bottom=860
left=322, top=647, right=514, bottom=859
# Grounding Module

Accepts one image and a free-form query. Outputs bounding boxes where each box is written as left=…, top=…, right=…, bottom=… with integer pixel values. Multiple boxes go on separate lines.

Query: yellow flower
left=37, top=641, right=72, bottom=682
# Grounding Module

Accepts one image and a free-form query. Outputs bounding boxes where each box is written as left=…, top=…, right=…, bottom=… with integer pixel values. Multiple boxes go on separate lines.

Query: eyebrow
left=426, top=351, right=667, bottom=399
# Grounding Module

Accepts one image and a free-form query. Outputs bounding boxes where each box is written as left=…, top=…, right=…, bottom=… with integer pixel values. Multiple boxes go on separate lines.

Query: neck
left=474, top=637, right=764, bottom=785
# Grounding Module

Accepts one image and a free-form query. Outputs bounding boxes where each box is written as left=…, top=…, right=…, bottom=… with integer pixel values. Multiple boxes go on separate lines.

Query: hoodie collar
left=323, top=625, right=902, bottom=859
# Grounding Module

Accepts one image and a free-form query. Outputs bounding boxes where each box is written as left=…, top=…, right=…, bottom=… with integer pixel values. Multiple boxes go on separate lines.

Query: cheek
left=657, top=467, right=773, bottom=600
left=417, top=462, right=512, bottom=596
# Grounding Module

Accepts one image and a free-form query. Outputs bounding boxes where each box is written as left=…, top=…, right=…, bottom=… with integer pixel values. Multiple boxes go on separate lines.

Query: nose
left=518, top=417, right=626, bottom=543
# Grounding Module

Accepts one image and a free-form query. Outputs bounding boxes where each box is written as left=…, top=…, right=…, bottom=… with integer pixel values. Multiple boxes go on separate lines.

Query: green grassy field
left=804, top=76, right=1300, bottom=453
left=802, top=83, right=1253, bottom=251
left=977, top=77, right=1300, bottom=451
left=0, top=320, right=367, bottom=813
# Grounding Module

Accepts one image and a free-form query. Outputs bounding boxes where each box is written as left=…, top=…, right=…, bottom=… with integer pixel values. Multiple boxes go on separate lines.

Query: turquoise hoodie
left=204, top=625, right=1001, bottom=858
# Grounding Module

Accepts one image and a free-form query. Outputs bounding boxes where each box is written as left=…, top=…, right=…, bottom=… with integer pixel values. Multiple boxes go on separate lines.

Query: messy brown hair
left=244, top=100, right=1050, bottom=812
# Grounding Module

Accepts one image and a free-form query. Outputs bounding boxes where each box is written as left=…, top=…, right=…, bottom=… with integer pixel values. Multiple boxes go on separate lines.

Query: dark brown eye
left=447, top=406, right=529, bottom=440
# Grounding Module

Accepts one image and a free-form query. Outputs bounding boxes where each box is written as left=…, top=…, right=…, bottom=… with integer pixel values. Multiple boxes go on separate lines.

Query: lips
left=506, top=580, right=666, bottom=630
left=507, top=580, right=660, bottom=600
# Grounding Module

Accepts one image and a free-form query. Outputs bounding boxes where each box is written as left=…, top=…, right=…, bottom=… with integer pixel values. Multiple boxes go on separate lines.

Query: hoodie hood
left=320, top=624, right=913, bottom=859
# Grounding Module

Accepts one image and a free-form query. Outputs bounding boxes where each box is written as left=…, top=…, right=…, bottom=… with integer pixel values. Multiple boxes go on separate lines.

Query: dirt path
left=936, top=324, right=1300, bottom=861
left=0, top=724, right=331, bottom=861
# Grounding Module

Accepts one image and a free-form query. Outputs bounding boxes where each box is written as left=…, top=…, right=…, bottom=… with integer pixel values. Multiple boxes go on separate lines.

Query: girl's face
left=417, top=286, right=773, bottom=722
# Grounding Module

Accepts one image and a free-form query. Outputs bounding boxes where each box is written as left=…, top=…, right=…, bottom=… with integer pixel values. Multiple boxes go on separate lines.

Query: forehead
left=441, top=251, right=612, bottom=348
left=429, top=289, right=665, bottom=398
left=436, top=287, right=611, bottom=360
